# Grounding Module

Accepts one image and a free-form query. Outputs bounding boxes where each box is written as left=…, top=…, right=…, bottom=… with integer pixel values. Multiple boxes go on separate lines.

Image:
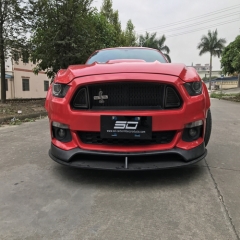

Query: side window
left=44, top=81, right=49, bottom=91
left=22, top=79, right=30, bottom=91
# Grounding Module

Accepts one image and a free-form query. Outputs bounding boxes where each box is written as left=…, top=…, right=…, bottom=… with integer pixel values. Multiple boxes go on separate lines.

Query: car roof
left=97, top=47, right=159, bottom=51
left=86, top=47, right=167, bottom=64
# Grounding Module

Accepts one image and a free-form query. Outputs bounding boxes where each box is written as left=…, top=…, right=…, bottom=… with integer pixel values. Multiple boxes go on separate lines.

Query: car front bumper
left=49, top=142, right=207, bottom=171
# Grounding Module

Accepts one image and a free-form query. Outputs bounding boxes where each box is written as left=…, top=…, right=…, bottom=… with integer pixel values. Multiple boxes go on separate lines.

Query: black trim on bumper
left=49, top=142, right=207, bottom=171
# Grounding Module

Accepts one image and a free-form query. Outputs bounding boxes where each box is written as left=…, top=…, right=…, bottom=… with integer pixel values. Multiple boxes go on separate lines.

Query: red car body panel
left=54, top=62, right=201, bottom=85
left=46, top=48, right=210, bottom=170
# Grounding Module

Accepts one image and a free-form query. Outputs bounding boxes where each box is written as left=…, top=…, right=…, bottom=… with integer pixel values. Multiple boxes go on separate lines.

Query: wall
left=197, top=70, right=221, bottom=79
left=0, top=57, right=51, bottom=99
left=214, top=81, right=238, bottom=89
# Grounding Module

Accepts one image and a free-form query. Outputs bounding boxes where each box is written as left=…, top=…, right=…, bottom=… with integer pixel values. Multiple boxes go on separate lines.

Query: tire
left=204, top=109, right=212, bottom=147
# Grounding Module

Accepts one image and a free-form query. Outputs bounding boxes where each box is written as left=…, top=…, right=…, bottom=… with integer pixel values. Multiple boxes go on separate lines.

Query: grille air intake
left=165, top=87, right=181, bottom=108
left=72, top=88, right=88, bottom=108
left=78, top=131, right=176, bottom=145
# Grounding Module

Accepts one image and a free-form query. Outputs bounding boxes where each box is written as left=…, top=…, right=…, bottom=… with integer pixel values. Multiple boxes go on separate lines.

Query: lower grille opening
left=78, top=131, right=176, bottom=145
left=70, top=153, right=183, bottom=162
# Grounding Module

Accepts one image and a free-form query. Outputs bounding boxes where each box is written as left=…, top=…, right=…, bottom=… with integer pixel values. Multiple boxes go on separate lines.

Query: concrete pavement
left=0, top=99, right=239, bottom=240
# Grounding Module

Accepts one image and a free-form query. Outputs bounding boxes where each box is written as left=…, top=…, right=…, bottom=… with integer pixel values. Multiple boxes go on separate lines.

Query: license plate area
left=101, top=116, right=152, bottom=140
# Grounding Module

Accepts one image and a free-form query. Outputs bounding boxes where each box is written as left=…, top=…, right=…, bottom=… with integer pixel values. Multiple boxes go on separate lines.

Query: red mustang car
left=45, top=47, right=211, bottom=170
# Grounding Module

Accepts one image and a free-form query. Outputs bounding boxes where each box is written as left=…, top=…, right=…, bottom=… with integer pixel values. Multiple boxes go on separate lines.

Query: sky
left=93, top=0, right=240, bottom=71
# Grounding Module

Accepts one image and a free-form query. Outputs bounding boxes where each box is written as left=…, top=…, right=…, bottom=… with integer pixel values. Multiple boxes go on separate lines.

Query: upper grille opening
left=72, top=82, right=182, bottom=110
left=89, top=82, right=164, bottom=109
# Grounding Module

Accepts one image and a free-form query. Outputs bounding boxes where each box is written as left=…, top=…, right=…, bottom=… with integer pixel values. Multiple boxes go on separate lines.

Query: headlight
left=184, top=81, right=202, bottom=96
left=52, top=83, right=70, bottom=97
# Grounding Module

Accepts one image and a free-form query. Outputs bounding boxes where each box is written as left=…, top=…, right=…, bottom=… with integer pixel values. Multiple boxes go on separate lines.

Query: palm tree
left=157, top=35, right=171, bottom=63
left=197, top=29, right=226, bottom=90
left=139, top=32, right=171, bottom=62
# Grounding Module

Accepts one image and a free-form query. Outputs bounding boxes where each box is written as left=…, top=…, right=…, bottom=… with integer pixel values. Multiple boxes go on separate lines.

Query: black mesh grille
left=89, top=82, right=164, bottom=109
left=72, top=82, right=182, bottom=110
left=78, top=131, right=176, bottom=145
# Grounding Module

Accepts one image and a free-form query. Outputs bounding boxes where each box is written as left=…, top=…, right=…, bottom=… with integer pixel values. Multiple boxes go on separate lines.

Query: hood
left=55, top=61, right=201, bottom=84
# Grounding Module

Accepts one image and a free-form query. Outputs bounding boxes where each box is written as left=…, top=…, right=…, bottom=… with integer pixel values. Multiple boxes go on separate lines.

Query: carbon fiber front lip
left=49, top=142, right=206, bottom=171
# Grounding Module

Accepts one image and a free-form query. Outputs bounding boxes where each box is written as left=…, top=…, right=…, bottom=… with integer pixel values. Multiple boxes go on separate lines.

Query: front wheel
left=204, top=109, right=212, bottom=147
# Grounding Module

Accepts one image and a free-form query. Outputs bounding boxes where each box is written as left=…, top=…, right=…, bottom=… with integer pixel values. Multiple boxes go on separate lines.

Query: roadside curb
left=0, top=112, right=48, bottom=123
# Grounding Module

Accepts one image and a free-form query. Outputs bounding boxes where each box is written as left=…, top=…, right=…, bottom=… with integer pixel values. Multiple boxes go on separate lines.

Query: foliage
left=9, top=117, right=22, bottom=125
left=197, top=29, right=226, bottom=89
left=138, top=32, right=171, bottom=62
left=202, top=76, right=219, bottom=81
left=29, top=0, right=95, bottom=78
left=210, top=92, right=240, bottom=102
left=0, top=0, right=29, bottom=103
left=221, top=35, right=240, bottom=75
left=122, top=20, right=137, bottom=46
left=100, top=0, right=124, bottom=46
left=90, top=13, right=119, bottom=49
left=100, top=0, right=112, bottom=20
left=29, top=0, right=126, bottom=78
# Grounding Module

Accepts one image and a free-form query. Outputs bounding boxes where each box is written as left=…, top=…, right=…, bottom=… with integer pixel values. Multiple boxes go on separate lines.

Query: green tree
left=197, top=29, right=226, bottom=90
left=100, top=0, right=112, bottom=20
left=138, top=32, right=171, bottom=62
left=221, top=35, right=240, bottom=76
left=30, top=0, right=95, bottom=77
left=157, top=35, right=171, bottom=62
left=91, top=13, right=118, bottom=49
left=100, top=0, right=123, bottom=46
left=0, top=0, right=28, bottom=103
left=123, top=20, right=137, bottom=46
left=29, top=0, right=111, bottom=78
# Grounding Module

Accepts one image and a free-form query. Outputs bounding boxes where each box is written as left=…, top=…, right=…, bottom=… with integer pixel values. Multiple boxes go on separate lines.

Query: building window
left=22, top=79, right=30, bottom=91
left=5, top=79, right=8, bottom=91
left=22, top=51, right=29, bottom=63
left=44, top=81, right=49, bottom=91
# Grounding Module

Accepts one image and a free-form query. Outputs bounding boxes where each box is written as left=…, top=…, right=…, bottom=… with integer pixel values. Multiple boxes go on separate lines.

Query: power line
left=165, top=19, right=239, bottom=38
left=143, top=12, right=240, bottom=35
left=136, top=4, right=240, bottom=32
left=136, top=4, right=240, bottom=33
left=139, top=12, right=239, bottom=35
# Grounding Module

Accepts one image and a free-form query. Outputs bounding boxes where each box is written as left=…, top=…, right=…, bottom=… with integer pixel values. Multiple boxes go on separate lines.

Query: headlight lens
left=184, top=81, right=202, bottom=96
left=52, top=83, right=70, bottom=97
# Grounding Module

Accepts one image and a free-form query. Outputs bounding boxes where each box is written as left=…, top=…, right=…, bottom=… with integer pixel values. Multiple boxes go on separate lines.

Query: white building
left=0, top=57, right=51, bottom=99
left=190, top=63, right=221, bottom=79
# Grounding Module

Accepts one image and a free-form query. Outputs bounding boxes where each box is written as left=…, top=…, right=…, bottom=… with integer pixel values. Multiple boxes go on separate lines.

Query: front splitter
left=49, top=143, right=207, bottom=171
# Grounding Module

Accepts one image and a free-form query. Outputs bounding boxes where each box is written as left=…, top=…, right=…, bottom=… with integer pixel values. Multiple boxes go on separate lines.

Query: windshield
left=86, top=48, right=167, bottom=64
